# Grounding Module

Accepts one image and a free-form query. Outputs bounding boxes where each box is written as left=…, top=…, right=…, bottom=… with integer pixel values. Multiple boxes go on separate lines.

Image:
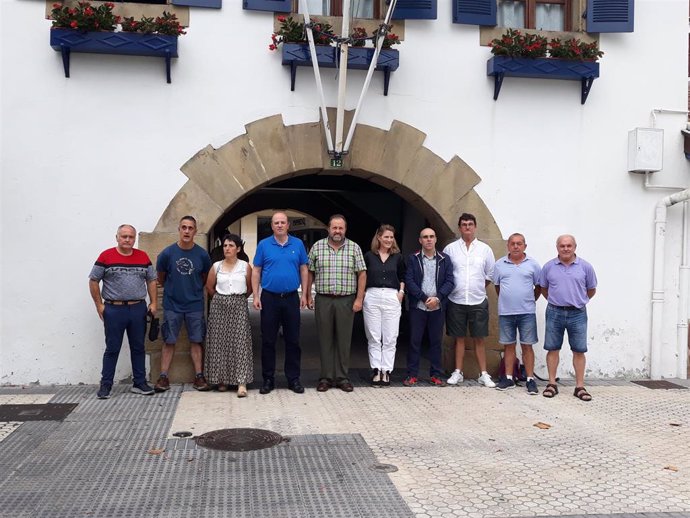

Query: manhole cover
left=370, top=463, right=398, bottom=473
left=195, top=428, right=283, bottom=452
left=631, top=380, right=688, bottom=390
left=0, top=404, right=78, bottom=421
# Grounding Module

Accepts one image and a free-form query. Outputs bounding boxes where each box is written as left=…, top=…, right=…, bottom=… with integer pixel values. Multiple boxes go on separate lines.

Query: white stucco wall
left=1, top=0, right=688, bottom=384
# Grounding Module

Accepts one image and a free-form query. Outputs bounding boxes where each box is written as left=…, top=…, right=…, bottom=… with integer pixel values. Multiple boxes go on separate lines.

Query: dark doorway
left=209, top=173, right=445, bottom=387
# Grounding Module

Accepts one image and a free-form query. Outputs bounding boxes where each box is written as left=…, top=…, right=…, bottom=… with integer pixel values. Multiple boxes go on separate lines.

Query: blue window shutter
left=242, top=0, right=292, bottom=12
left=452, top=0, right=496, bottom=25
left=392, top=0, right=437, bottom=20
left=172, top=0, right=221, bottom=8
left=586, top=0, right=634, bottom=32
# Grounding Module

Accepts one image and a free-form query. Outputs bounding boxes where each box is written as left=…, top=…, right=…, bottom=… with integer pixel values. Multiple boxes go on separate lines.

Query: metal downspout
left=651, top=189, right=690, bottom=379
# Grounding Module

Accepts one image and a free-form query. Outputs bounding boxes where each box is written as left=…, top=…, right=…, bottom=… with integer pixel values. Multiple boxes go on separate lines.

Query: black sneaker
left=130, top=382, right=155, bottom=395
left=495, top=377, right=516, bottom=391
left=97, top=383, right=112, bottom=399
left=526, top=379, right=539, bottom=395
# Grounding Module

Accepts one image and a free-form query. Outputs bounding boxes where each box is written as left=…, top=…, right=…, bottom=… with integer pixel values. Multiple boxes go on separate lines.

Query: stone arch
left=141, top=113, right=502, bottom=247
left=139, top=113, right=505, bottom=381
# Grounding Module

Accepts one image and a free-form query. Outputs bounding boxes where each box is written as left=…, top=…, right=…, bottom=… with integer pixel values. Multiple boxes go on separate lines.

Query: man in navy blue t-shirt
left=154, top=215, right=212, bottom=392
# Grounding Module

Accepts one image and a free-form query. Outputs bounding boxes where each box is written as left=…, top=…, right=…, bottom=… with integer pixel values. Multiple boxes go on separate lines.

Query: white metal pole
left=343, top=0, right=397, bottom=153
left=677, top=200, right=689, bottom=378
left=334, top=0, right=352, bottom=154
left=300, top=0, right=334, bottom=153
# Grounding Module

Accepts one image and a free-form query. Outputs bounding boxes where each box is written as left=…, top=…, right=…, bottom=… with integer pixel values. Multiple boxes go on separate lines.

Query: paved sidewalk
left=0, top=379, right=689, bottom=518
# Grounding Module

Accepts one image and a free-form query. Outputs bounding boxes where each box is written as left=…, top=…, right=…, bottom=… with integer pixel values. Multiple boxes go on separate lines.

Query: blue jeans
left=260, top=290, right=301, bottom=383
left=498, top=314, right=538, bottom=345
left=407, top=308, right=445, bottom=378
left=102, top=301, right=147, bottom=385
left=544, top=304, right=588, bottom=353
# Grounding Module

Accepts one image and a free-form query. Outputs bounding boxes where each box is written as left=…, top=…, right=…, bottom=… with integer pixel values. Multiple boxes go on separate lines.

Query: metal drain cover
left=0, top=404, right=77, bottom=421
left=631, top=380, right=688, bottom=390
left=195, top=428, right=283, bottom=452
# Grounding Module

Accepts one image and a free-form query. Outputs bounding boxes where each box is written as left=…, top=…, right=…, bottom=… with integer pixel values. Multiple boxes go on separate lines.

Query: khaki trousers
left=314, top=294, right=355, bottom=383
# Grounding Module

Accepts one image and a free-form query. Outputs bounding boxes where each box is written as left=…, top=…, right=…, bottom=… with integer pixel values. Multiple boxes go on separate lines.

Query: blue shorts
left=498, top=314, right=538, bottom=345
left=162, top=310, right=206, bottom=344
left=544, top=304, right=588, bottom=353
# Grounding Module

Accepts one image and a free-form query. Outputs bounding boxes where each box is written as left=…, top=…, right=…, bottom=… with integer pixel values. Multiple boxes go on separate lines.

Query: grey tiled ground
left=1, top=380, right=689, bottom=517
left=0, top=385, right=411, bottom=518
left=172, top=379, right=690, bottom=517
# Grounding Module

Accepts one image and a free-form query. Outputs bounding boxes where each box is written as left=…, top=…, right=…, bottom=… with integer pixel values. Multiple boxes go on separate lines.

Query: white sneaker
left=477, top=372, right=496, bottom=388
left=447, top=369, right=464, bottom=385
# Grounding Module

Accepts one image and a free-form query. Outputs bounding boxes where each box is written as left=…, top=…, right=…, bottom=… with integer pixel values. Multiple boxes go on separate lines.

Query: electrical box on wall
left=628, top=128, right=663, bottom=173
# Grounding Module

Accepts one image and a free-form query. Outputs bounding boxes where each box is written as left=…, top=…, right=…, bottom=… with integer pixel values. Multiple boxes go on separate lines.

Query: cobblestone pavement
left=171, top=379, right=690, bottom=518
left=1, top=380, right=689, bottom=518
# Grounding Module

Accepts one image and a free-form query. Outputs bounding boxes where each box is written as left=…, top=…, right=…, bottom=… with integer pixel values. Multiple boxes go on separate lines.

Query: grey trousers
left=314, top=294, right=356, bottom=383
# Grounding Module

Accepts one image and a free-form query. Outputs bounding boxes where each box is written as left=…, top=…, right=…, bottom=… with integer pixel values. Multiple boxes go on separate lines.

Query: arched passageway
left=140, top=114, right=505, bottom=383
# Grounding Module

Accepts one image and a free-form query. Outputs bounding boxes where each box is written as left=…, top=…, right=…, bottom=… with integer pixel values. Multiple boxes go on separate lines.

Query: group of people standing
left=89, top=211, right=597, bottom=402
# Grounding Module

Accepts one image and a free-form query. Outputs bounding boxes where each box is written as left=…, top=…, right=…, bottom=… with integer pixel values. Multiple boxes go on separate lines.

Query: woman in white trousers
left=363, top=224, right=406, bottom=387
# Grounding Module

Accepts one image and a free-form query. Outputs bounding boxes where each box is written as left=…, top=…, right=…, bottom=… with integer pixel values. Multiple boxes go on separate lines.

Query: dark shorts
left=162, top=310, right=206, bottom=344
left=446, top=298, right=489, bottom=338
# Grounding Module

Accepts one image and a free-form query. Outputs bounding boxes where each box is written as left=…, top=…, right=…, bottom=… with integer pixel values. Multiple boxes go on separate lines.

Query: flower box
left=50, top=29, right=179, bottom=83
left=487, top=56, right=600, bottom=105
left=281, top=43, right=399, bottom=96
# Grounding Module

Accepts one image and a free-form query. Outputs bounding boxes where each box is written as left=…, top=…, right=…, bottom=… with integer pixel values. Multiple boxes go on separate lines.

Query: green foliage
left=489, top=29, right=547, bottom=58
left=50, top=1, right=119, bottom=32
left=549, top=38, right=604, bottom=61
left=489, top=29, right=604, bottom=61
left=50, top=2, right=185, bottom=36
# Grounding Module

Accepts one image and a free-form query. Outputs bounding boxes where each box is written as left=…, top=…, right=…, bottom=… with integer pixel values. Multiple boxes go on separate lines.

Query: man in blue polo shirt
left=252, top=211, right=309, bottom=395
left=493, top=233, right=542, bottom=394
left=539, top=234, right=597, bottom=401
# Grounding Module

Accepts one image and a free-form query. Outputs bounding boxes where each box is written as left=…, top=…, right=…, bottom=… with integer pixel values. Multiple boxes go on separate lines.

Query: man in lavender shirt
left=539, top=235, right=597, bottom=401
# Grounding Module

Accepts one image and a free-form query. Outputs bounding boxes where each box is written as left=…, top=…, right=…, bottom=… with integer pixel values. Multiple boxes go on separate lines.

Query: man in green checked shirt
left=307, top=214, right=367, bottom=393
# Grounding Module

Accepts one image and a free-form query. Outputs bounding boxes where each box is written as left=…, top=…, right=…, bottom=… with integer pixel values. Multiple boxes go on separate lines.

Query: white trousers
left=363, top=287, right=402, bottom=372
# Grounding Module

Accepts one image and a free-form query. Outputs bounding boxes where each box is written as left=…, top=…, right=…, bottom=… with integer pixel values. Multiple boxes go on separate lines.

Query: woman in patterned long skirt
left=204, top=233, right=253, bottom=397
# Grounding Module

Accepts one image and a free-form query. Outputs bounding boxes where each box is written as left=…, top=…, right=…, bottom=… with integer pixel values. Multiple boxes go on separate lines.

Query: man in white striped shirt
left=443, top=213, right=496, bottom=387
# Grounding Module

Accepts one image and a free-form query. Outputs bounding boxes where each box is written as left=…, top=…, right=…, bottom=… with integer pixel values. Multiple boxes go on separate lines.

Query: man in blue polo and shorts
left=539, top=234, right=597, bottom=401
left=493, top=233, right=542, bottom=394
left=154, top=215, right=212, bottom=392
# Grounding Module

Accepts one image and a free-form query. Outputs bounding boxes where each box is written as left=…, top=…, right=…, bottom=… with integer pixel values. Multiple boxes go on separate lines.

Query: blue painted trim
left=392, top=0, right=437, bottom=20
left=453, top=0, right=496, bottom=25
left=50, top=29, right=178, bottom=83
left=487, top=56, right=600, bottom=104
left=281, top=44, right=399, bottom=95
left=242, top=0, right=291, bottom=12
left=587, top=0, right=634, bottom=33
left=172, top=0, right=221, bottom=8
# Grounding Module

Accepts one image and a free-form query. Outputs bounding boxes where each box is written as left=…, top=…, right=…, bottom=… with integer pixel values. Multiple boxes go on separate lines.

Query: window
left=302, top=0, right=380, bottom=18
left=497, top=0, right=571, bottom=31
left=453, top=0, right=634, bottom=33
left=244, top=0, right=437, bottom=19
